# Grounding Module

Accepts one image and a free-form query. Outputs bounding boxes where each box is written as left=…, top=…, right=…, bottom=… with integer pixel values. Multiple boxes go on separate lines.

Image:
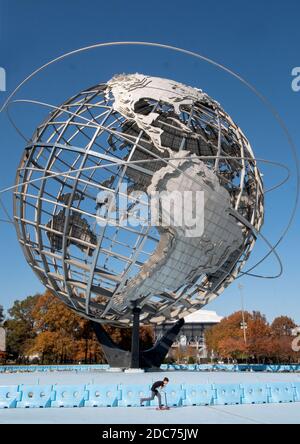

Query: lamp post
left=238, top=284, right=248, bottom=345
left=130, top=303, right=141, bottom=369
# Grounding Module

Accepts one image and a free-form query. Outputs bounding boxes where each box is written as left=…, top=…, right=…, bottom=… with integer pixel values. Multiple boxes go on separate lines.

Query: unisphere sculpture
left=13, top=74, right=264, bottom=366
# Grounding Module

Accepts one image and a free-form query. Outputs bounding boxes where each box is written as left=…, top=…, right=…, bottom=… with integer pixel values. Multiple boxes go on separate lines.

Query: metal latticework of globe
left=13, top=74, right=264, bottom=326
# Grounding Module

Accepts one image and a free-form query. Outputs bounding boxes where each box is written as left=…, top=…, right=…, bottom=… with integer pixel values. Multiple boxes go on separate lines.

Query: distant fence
left=160, top=363, right=300, bottom=372
left=1, top=363, right=300, bottom=373
left=0, top=364, right=109, bottom=373
left=1, top=381, right=300, bottom=408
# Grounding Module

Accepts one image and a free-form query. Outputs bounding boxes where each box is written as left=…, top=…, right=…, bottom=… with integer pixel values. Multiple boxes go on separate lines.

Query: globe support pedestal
left=91, top=317, right=185, bottom=370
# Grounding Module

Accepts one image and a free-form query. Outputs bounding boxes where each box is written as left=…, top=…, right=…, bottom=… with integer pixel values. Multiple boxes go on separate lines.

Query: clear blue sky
left=0, top=0, right=299, bottom=323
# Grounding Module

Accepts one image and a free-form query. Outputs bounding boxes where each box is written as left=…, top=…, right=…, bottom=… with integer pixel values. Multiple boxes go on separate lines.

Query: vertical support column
left=130, top=304, right=141, bottom=368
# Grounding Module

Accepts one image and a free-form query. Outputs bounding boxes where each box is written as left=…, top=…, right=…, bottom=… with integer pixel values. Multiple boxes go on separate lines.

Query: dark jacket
left=151, top=381, right=164, bottom=393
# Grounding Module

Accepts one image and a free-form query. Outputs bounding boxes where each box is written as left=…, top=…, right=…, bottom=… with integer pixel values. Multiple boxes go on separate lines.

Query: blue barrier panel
left=17, top=385, right=54, bottom=408
left=187, top=364, right=196, bottom=371
left=215, top=364, right=229, bottom=371
left=266, top=364, right=297, bottom=373
left=174, top=364, right=182, bottom=370
left=0, top=386, right=21, bottom=409
left=278, top=365, right=291, bottom=373
left=85, top=384, right=120, bottom=407
left=51, top=385, right=86, bottom=408
left=119, top=384, right=150, bottom=407
left=214, top=384, right=242, bottom=405
left=228, top=365, right=238, bottom=372
left=251, top=364, right=266, bottom=372
left=160, top=364, right=168, bottom=370
left=291, top=365, right=299, bottom=372
left=168, top=364, right=176, bottom=371
left=293, top=382, right=300, bottom=402
left=237, top=364, right=250, bottom=372
left=214, top=364, right=236, bottom=371
left=266, top=365, right=279, bottom=372
left=150, top=384, right=185, bottom=407
left=197, top=364, right=213, bottom=371
left=183, top=384, right=214, bottom=406
left=213, top=364, right=222, bottom=371
left=268, top=383, right=294, bottom=403
left=241, top=384, right=269, bottom=404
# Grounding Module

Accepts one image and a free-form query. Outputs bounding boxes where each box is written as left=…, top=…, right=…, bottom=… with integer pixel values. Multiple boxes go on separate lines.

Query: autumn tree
left=269, top=316, right=298, bottom=363
left=4, top=290, right=155, bottom=364
left=218, top=337, right=247, bottom=361
left=4, top=295, right=40, bottom=362
left=139, top=325, right=154, bottom=350
left=249, top=312, right=272, bottom=362
left=271, top=316, right=296, bottom=337
left=205, top=311, right=273, bottom=363
left=26, top=291, right=154, bottom=364
left=205, top=310, right=300, bottom=364
left=27, top=291, right=104, bottom=364
left=205, top=311, right=249, bottom=361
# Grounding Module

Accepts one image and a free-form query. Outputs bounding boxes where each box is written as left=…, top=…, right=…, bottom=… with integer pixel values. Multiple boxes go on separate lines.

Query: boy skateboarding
left=140, top=377, right=169, bottom=410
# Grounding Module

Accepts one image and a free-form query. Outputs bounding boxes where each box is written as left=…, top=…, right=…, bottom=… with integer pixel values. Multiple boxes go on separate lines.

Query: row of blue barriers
left=161, top=364, right=300, bottom=372
left=0, top=365, right=109, bottom=373
left=1, top=364, right=300, bottom=373
left=1, top=382, right=300, bottom=409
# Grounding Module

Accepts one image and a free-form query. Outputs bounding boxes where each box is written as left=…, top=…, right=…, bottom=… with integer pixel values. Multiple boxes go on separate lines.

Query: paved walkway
left=1, top=370, right=300, bottom=386
left=1, top=403, right=300, bottom=424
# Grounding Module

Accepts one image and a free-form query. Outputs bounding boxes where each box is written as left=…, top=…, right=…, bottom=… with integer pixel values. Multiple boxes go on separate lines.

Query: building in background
left=154, top=310, right=222, bottom=361
left=292, top=326, right=300, bottom=336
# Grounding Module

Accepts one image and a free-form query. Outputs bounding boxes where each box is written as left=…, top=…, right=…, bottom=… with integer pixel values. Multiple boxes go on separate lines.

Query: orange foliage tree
left=7, top=290, right=154, bottom=364
left=205, top=311, right=300, bottom=363
left=25, top=291, right=104, bottom=364
left=205, top=311, right=248, bottom=361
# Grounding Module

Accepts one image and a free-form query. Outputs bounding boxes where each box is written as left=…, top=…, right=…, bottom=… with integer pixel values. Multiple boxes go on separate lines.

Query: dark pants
left=140, top=390, right=162, bottom=407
